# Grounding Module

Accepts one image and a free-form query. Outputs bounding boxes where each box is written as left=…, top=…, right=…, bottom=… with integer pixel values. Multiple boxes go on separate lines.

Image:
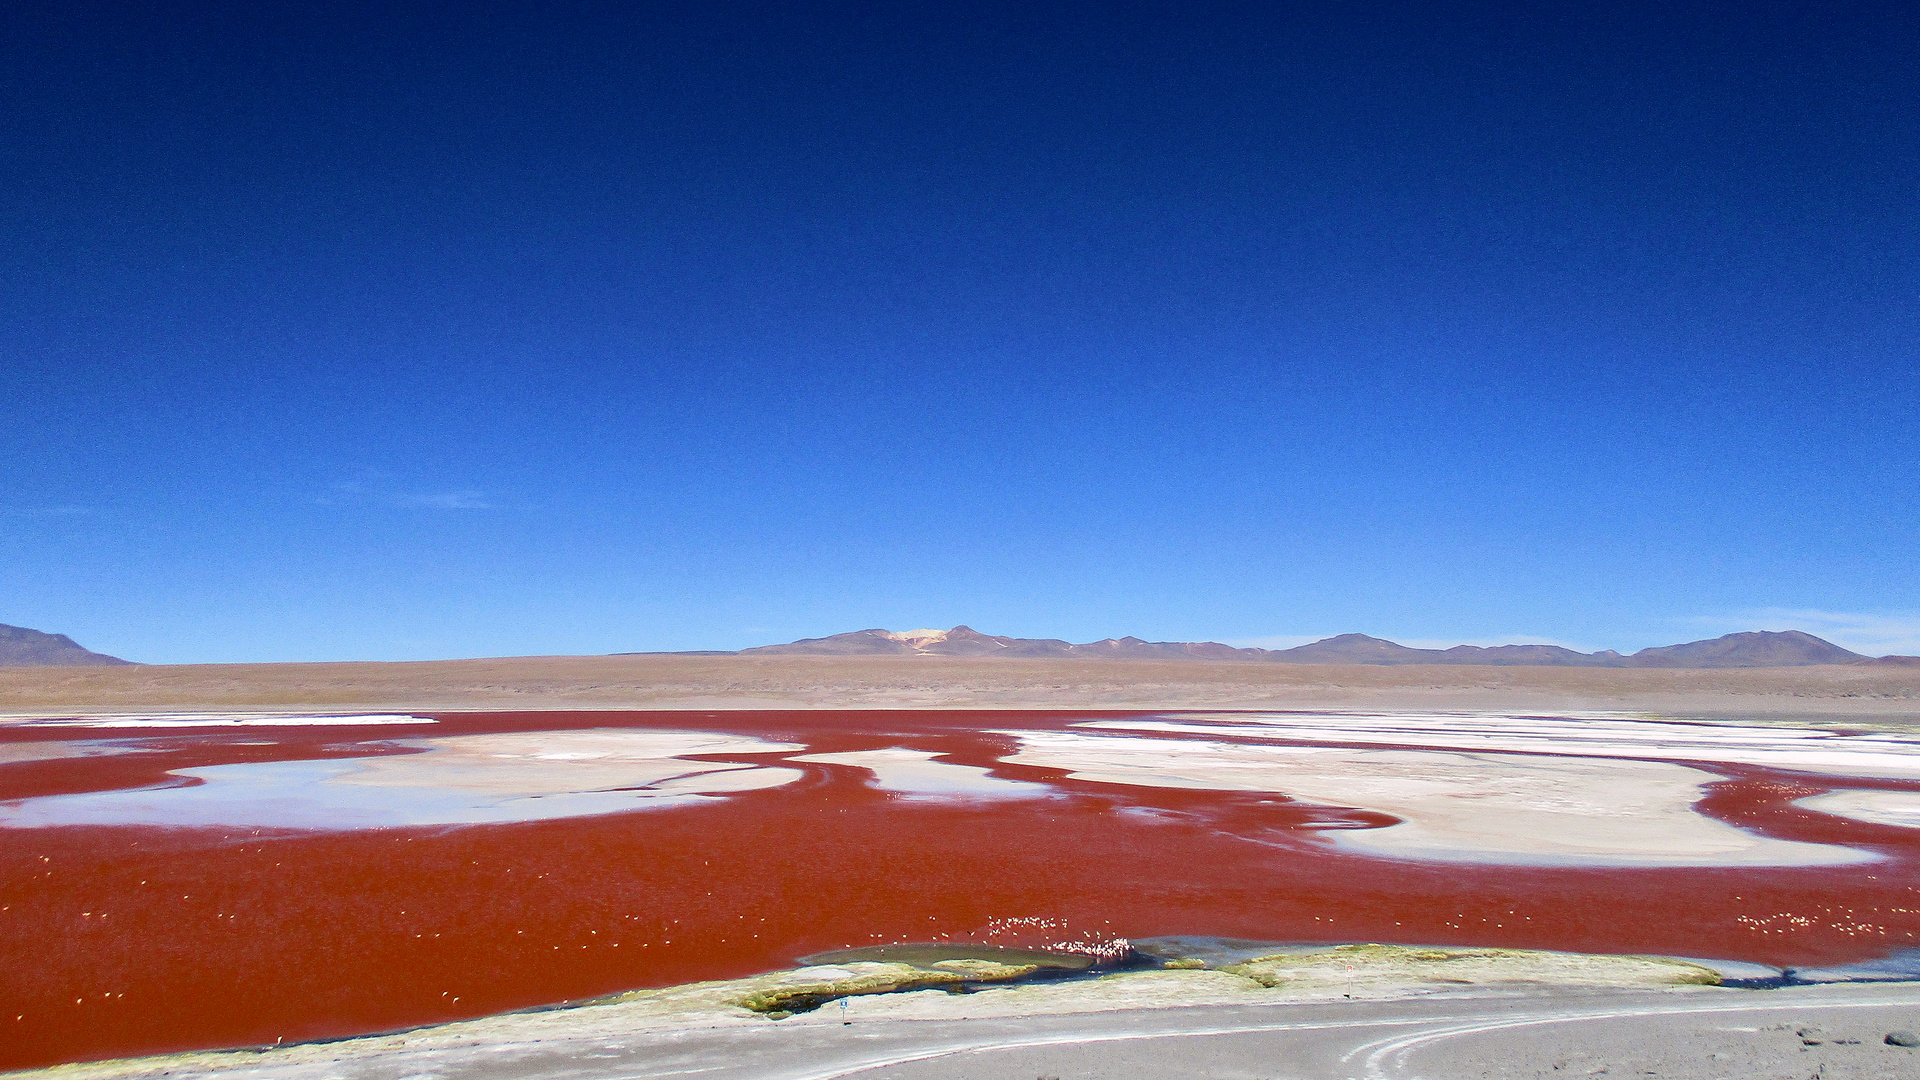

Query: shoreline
left=11, top=943, right=1920, bottom=1080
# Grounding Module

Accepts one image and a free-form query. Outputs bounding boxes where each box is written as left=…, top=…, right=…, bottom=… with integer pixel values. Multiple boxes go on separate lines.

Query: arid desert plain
left=4, top=652, right=1918, bottom=718
left=6, top=657, right=1920, bottom=1079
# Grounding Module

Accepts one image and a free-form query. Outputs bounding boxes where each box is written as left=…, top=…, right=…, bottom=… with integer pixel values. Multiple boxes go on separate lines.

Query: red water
left=4, top=709, right=1919, bottom=1070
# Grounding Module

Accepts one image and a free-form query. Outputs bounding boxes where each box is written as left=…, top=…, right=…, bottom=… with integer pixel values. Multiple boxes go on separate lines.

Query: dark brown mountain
left=1260, top=630, right=1863, bottom=667
left=1260, top=633, right=1443, bottom=664
left=733, top=626, right=1220, bottom=659
left=1044, top=636, right=1254, bottom=661
left=1616, top=629, right=1865, bottom=668
left=735, top=626, right=1258, bottom=660
left=1258, top=634, right=1614, bottom=665
left=0, top=624, right=134, bottom=667
left=735, top=628, right=921, bottom=656
left=1451, top=643, right=1625, bottom=665
left=707, top=626, right=1877, bottom=667
left=923, top=626, right=1052, bottom=657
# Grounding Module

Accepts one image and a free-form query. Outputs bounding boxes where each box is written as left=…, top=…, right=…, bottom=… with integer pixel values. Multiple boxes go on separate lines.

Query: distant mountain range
left=0, top=624, right=134, bottom=667
left=2, top=621, right=1910, bottom=670
left=653, top=625, right=1915, bottom=668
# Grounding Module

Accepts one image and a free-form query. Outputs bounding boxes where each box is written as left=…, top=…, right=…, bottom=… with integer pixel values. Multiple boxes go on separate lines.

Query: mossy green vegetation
left=736, top=943, right=1104, bottom=1017
left=733, top=964, right=963, bottom=1017
left=733, top=941, right=1722, bottom=1016
left=1220, top=943, right=1722, bottom=990
left=731, top=958, right=1051, bottom=1017
left=798, top=944, right=1097, bottom=970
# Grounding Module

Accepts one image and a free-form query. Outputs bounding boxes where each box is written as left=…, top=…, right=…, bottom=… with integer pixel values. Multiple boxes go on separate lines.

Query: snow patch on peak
left=883, top=629, right=951, bottom=647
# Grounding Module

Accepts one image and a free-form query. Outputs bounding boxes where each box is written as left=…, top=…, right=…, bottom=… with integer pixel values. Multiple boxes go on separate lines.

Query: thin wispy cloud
left=314, top=475, right=501, bottom=511
left=8, top=505, right=98, bottom=519
left=310, top=478, right=370, bottom=506
left=399, top=490, right=497, bottom=511
left=1681, top=609, right=1920, bottom=658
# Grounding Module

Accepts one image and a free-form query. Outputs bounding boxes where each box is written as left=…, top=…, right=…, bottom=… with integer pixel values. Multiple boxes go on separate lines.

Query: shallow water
left=3, top=709, right=1919, bottom=1069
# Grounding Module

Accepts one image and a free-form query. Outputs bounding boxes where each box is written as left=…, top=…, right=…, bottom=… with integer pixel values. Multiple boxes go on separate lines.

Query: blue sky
left=4, top=2, right=1918, bottom=663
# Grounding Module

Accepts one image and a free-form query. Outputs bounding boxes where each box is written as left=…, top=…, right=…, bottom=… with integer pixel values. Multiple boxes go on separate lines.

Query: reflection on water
left=0, top=741, right=150, bottom=765
left=3, top=709, right=1920, bottom=1071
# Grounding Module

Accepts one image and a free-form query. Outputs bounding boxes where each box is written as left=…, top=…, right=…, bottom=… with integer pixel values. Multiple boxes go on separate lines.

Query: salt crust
left=0, top=729, right=805, bottom=829
left=999, top=729, right=1872, bottom=866
left=1084, top=712, right=1920, bottom=780
left=9, top=712, right=1916, bottom=851
left=788, top=747, right=1048, bottom=798
left=1, top=713, right=435, bottom=727
left=1798, top=789, right=1920, bottom=830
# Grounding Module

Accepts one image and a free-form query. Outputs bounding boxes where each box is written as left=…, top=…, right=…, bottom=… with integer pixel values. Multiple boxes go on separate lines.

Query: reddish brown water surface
left=4, top=709, right=1919, bottom=1070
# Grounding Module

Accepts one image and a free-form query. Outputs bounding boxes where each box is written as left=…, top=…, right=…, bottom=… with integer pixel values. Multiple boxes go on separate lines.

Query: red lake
left=4, top=708, right=1920, bottom=1070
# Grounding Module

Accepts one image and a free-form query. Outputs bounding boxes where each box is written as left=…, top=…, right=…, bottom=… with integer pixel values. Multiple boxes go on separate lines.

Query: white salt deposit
left=1798, top=789, right=1920, bottom=830
left=882, top=629, right=952, bottom=647
left=4, top=713, right=436, bottom=728
left=1081, top=713, right=1920, bottom=780
left=0, top=729, right=805, bottom=829
left=788, top=747, right=1046, bottom=798
left=999, top=729, right=1874, bottom=867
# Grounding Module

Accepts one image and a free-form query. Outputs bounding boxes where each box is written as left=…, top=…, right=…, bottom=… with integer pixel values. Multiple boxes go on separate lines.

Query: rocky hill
left=738, top=626, right=1249, bottom=660
left=1258, top=629, right=1864, bottom=668
left=1616, top=629, right=1865, bottom=668
left=0, top=624, right=134, bottom=666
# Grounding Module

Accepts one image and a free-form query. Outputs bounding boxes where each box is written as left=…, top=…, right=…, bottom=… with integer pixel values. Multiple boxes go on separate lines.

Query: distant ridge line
left=0, top=624, right=135, bottom=667
left=624, top=626, right=1909, bottom=668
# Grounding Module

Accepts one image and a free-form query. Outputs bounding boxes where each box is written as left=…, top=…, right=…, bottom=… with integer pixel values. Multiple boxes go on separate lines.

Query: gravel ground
left=18, top=974, right=1920, bottom=1080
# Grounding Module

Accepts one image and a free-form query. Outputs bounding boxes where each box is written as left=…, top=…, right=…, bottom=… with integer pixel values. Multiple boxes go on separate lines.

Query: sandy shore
left=2, top=654, right=1917, bottom=722
left=14, top=949, right=1920, bottom=1080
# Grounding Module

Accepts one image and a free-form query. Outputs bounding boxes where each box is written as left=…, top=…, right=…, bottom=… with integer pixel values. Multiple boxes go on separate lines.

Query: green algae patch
left=732, top=963, right=964, bottom=1017
left=925, top=958, right=1044, bottom=979
left=799, top=944, right=1097, bottom=970
left=729, top=958, right=1054, bottom=1017
left=733, top=943, right=1102, bottom=1017
left=1222, top=944, right=1723, bottom=991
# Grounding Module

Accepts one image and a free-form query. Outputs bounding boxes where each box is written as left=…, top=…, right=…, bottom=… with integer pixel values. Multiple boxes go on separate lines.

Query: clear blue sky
left=4, top=2, right=1917, bottom=663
